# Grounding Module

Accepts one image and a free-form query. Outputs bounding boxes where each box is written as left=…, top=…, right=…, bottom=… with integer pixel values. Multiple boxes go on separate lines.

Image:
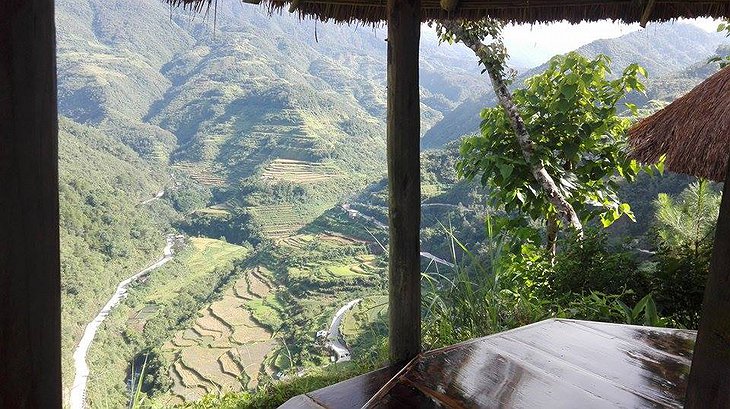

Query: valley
left=55, top=0, right=728, bottom=407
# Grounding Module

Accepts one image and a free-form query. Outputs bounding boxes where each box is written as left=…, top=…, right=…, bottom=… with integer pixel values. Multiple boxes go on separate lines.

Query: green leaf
left=561, top=83, right=578, bottom=99
left=516, top=190, right=526, bottom=204
left=632, top=294, right=650, bottom=319
left=645, top=296, right=659, bottom=326
left=625, top=103, right=638, bottom=116
left=499, top=164, right=514, bottom=179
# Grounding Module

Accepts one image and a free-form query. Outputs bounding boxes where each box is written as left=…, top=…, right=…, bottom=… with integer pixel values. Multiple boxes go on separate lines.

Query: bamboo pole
left=386, top=0, right=421, bottom=364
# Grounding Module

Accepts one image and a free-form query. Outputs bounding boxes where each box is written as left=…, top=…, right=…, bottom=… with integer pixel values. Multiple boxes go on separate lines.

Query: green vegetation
left=56, top=1, right=730, bottom=407
left=84, top=238, right=250, bottom=407
left=59, top=117, right=175, bottom=387
left=649, top=180, right=721, bottom=328
left=422, top=23, right=727, bottom=149
left=458, top=53, right=653, bottom=236
left=180, top=363, right=378, bottom=409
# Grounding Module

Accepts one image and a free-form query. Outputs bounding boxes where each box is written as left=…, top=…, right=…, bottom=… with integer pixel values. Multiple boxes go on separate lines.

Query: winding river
left=69, top=235, right=175, bottom=409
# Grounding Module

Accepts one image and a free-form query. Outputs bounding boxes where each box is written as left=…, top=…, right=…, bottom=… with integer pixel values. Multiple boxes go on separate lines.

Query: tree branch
left=440, top=20, right=583, bottom=236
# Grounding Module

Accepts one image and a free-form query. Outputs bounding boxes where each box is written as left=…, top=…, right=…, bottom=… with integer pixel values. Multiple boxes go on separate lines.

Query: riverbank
left=69, top=235, right=176, bottom=409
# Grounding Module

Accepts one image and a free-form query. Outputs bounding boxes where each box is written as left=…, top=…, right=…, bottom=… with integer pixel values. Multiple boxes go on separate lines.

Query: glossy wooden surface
left=280, top=365, right=401, bottom=409
left=282, top=319, right=696, bottom=408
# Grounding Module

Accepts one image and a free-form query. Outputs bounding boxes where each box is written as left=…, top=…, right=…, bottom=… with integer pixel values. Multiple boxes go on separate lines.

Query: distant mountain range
left=421, top=23, right=728, bottom=149
left=56, top=0, right=728, bottom=401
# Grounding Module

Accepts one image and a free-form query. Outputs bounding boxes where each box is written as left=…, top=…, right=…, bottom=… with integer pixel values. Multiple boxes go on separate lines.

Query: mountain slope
left=421, top=23, right=727, bottom=149
left=54, top=0, right=485, bottom=396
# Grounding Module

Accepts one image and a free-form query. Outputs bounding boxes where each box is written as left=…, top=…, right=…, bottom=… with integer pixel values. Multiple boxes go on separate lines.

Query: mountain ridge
left=421, top=23, right=727, bottom=149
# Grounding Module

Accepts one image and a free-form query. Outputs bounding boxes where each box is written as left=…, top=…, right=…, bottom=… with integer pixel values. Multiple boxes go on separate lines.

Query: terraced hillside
left=159, top=267, right=278, bottom=405
left=142, top=219, right=389, bottom=406
left=261, top=159, right=342, bottom=184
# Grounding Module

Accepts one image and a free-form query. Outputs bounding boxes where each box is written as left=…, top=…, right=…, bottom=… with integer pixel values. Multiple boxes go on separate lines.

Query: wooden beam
left=440, top=0, right=459, bottom=12
left=640, top=0, right=656, bottom=27
left=685, top=159, right=730, bottom=408
left=386, top=0, right=421, bottom=364
left=0, top=0, right=61, bottom=407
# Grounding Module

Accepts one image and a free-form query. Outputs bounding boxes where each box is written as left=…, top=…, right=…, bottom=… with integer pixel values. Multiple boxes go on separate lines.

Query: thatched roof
left=166, top=0, right=730, bottom=24
left=629, top=66, right=730, bottom=182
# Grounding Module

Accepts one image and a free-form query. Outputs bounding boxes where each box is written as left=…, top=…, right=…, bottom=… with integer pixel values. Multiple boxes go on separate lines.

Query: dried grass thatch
left=165, top=0, right=730, bottom=24
left=629, top=66, right=730, bottom=182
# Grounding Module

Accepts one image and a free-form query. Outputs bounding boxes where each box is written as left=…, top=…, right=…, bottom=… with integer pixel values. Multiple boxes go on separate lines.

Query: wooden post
left=386, top=0, right=421, bottom=364
left=686, top=159, right=730, bottom=408
left=0, top=0, right=61, bottom=407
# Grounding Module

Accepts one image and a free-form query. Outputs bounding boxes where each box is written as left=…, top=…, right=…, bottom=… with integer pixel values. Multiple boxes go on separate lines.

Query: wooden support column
left=0, top=0, right=61, bottom=407
left=686, top=159, right=730, bottom=408
left=386, top=0, right=421, bottom=364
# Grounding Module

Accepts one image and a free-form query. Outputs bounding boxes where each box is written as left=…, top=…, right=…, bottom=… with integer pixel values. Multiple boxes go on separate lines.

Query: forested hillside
left=56, top=0, right=729, bottom=406
left=55, top=0, right=484, bottom=404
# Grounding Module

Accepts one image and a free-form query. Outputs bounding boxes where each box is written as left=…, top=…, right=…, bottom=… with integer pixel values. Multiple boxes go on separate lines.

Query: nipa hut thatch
left=629, top=66, right=730, bottom=182
left=167, top=0, right=730, bottom=25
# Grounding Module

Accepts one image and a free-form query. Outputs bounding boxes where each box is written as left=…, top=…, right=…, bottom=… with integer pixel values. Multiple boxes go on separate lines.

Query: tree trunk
left=685, top=160, right=730, bottom=408
left=482, top=58, right=582, bottom=235
left=386, top=0, right=421, bottom=365
left=0, top=0, right=62, bottom=407
left=546, top=215, right=559, bottom=259
left=442, top=21, right=583, bottom=236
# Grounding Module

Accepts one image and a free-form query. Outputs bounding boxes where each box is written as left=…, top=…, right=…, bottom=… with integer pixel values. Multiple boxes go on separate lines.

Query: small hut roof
left=166, top=0, right=730, bottom=24
left=629, top=66, right=730, bottom=182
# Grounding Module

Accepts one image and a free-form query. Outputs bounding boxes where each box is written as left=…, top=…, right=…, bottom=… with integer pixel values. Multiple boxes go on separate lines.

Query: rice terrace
left=160, top=267, right=278, bottom=404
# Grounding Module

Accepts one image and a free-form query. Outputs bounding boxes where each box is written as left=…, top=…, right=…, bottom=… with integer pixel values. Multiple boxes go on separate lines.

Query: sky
left=503, top=18, right=720, bottom=68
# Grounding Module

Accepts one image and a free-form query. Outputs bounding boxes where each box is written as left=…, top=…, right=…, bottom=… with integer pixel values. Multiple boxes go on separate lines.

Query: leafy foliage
left=653, top=180, right=721, bottom=251
left=423, top=24, right=728, bottom=149
left=457, top=53, right=654, bottom=233
left=648, top=180, right=720, bottom=327
left=709, top=19, right=730, bottom=68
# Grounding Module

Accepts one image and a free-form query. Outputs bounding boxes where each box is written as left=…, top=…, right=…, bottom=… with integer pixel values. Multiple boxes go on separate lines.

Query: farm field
left=193, top=204, right=232, bottom=216
left=157, top=267, right=280, bottom=405
left=145, top=237, right=249, bottom=303
left=173, top=162, right=227, bottom=187
left=246, top=204, right=307, bottom=239
left=341, top=295, right=388, bottom=340
left=277, top=232, right=368, bottom=250
left=261, top=159, right=342, bottom=184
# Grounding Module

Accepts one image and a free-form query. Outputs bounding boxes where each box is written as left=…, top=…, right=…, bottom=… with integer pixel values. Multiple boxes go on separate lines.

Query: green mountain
left=55, top=0, right=484, bottom=402
left=421, top=23, right=727, bottom=149
left=58, top=117, right=175, bottom=388
left=56, top=0, right=727, bottom=405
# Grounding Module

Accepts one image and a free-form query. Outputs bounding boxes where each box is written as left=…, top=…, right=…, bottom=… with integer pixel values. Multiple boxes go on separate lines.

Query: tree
left=651, top=180, right=720, bottom=328
left=443, top=23, right=653, bottom=254
left=654, top=179, right=721, bottom=252
left=709, top=19, right=730, bottom=68
left=436, top=20, right=582, bottom=256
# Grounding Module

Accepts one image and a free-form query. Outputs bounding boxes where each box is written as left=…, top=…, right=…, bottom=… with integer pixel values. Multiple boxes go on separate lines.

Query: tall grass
left=422, top=215, right=547, bottom=350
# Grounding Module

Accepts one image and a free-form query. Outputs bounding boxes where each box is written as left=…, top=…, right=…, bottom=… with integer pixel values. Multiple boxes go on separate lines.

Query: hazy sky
left=503, top=18, right=720, bottom=68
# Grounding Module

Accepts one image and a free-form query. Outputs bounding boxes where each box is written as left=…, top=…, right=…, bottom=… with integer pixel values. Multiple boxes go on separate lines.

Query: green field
left=147, top=238, right=249, bottom=303
left=261, top=159, right=342, bottom=184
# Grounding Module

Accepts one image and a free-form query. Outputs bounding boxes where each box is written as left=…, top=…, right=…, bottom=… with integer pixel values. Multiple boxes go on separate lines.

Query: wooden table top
left=281, top=319, right=697, bottom=408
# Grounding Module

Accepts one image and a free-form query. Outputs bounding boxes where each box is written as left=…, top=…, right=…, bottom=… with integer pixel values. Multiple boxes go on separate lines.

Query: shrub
left=650, top=244, right=711, bottom=328
left=549, top=230, right=649, bottom=304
